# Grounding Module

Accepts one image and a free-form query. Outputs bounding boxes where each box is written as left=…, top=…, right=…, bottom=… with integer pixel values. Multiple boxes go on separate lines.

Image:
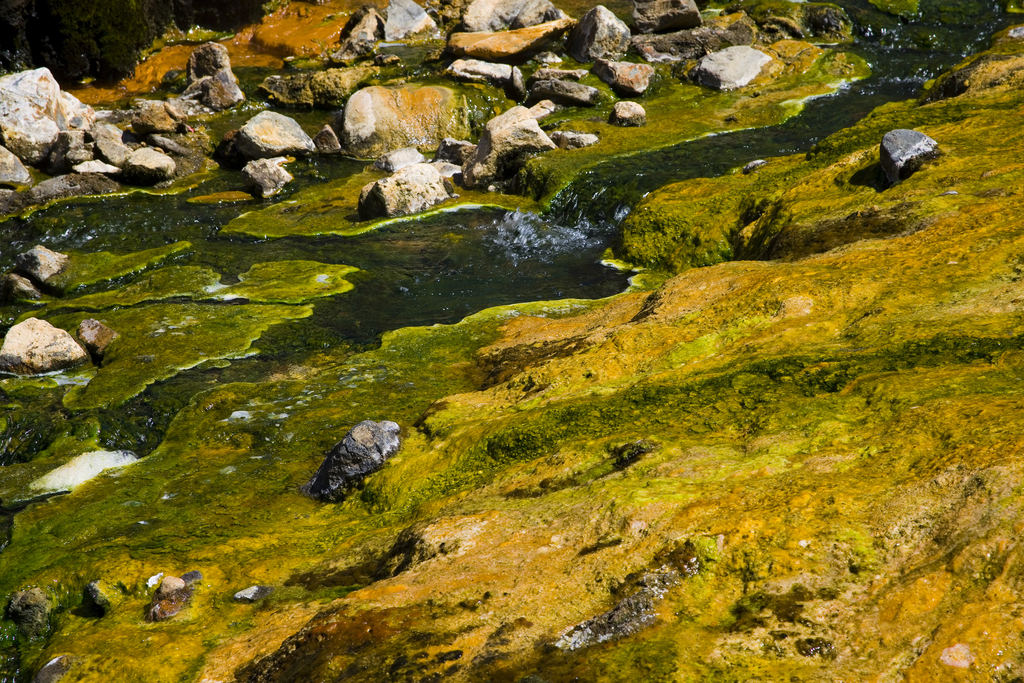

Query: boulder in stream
left=242, top=157, right=293, bottom=198
left=358, top=164, right=453, bottom=220
left=234, top=586, right=275, bottom=603
left=550, top=130, right=599, bottom=149
left=632, top=0, right=701, bottom=34
left=447, top=18, right=574, bottom=62
left=77, top=319, right=119, bottom=359
left=90, top=124, right=132, bottom=167
left=0, top=318, right=87, bottom=375
left=592, top=59, right=655, bottom=95
left=2, top=274, right=42, bottom=302
left=180, top=43, right=244, bottom=111
left=374, top=146, right=426, bottom=172
left=30, top=654, right=71, bottom=683
left=462, top=105, right=556, bottom=188
left=880, top=129, right=939, bottom=185
left=330, top=7, right=386, bottom=64
left=567, top=6, right=631, bottom=63
left=302, top=420, right=402, bottom=501
left=146, top=575, right=192, bottom=622
left=15, top=245, right=68, bottom=284
left=609, top=101, right=646, bottom=126
left=384, top=0, right=438, bottom=40
left=527, top=79, right=601, bottom=106
left=236, top=111, right=315, bottom=159
left=434, top=137, right=476, bottom=165
left=630, top=13, right=755, bottom=63
left=692, top=46, right=772, bottom=90
left=121, top=147, right=177, bottom=185
left=45, top=130, right=94, bottom=175
left=462, top=0, right=566, bottom=32
left=130, top=100, right=187, bottom=135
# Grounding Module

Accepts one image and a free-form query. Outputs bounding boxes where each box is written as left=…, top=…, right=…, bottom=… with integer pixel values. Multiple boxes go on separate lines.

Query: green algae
left=48, top=242, right=193, bottom=294
left=49, top=303, right=314, bottom=410
left=38, top=261, right=359, bottom=313
left=869, top=0, right=919, bottom=17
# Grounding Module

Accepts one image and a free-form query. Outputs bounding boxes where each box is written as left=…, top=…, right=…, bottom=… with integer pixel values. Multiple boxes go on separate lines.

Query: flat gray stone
left=692, top=46, right=772, bottom=90
left=234, top=585, right=275, bottom=603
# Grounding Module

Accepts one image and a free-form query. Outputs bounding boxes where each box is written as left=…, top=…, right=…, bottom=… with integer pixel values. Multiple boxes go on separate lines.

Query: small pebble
left=234, top=585, right=275, bottom=603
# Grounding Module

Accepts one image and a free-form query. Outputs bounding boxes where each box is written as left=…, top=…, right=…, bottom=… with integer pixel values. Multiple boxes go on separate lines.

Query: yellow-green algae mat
left=11, top=37, right=1024, bottom=683
left=10, top=257, right=359, bottom=410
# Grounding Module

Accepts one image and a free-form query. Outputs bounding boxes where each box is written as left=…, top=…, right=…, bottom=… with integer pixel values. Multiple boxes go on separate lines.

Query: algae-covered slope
left=5, top=30, right=1024, bottom=681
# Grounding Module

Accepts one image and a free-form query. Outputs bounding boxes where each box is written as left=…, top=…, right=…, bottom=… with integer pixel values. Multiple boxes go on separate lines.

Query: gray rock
left=313, top=125, right=342, bottom=154
left=15, top=245, right=68, bottom=283
left=880, top=129, right=939, bottom=185
left=550, top=130, right=599, bottom=149
left=72, top=160, right=120, bottom=175
left=609, top=100, right=646, bottom=126
left=77, top=319, right=119, bottom=359
left=433, top=137, right=476, bottom=165
left=2, top=274, right=42, bottom=302
left=131, top=100, right=186, bottom=135
left=743, top=159, right=767, bottom=174
left=527, top=68, right=588, bottom=85
left=7, top=588, right=51, bottom=638
left=122, top=147, right=176, bottom=185
left=45, top=130, right=93, bottom=175
left=234, top=585, right=274, bottom=603
left=592, top=59, right=655, bottom=96
left=302, top=420, right=403, bottom=501
left=23, top=173, right=120, bottom=207
left=632, top=0, right=701, bottom=34
left=243, top=157, right=293, bottom=198
left=692, top=46, right=772, bottom=90
left=528, top=79, right=601, bottom=107
left=186, top=43, right=232, bottom=83
left=567, top=6, right=631, bottom=63
left=0, top=68, right=95, bottom=165
left=338, top=85, right=469, bottom=159
left=358, top=164, right=453, bottom=220
left=236, top=112, right=315, bottom=159
left=331, top=7, right=386, bottom=64
left=510, top=0, right=567, bottom=29
left=463, top=105, right=556, bottom=188
left=431, top=161, right=463, bottom=178
left=146, top=134, right=190, bottom=157
left=631, top=15, right=755, bottom=62
left=0, top=318, right=88, bottom=375
left=0, top=144, right=32, bottom=187
left=258, top=68, right=375, bottom=109
left=179, top=69, right=245, bottom=111
left=463, top=0, right=565, bottom=32
left=31, top=654, right=71, bottom=683
left=90, top=124, right=131, bottom=167
left=385, top=0, right=438, bottom=40
left=374, top=146, right=426, bottom=172
left=447, top=58, right=514, bottom=85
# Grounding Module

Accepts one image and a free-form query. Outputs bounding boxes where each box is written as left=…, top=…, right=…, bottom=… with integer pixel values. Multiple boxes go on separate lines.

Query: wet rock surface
left=145, top=575, right=193, bottom=622
left=237, top=111, right=315, bottom=159
left=568, top=6, right=631, bottom=63
left=331, top=7, right=386, bottom=63
left=448, top=17, right=574, bottom=61
left=550, top=130, right=599, bottom=149
left=242, top=157, right=293, bottom=198
left=15, top=245, right=68, bottom=284
left=7, top=588, right=50, bottom=639
left=302, top=420, right=402, bottom=501
left=121, top=147, right=176, bottom=185
left=527, top=78, right=601, bottom=106
left=0, top=317, right=87, bottom=374
left=592, top=58, right=656, bottom=95
left=374, top=146, right=426, bottom=172
left=234, top=585, right=274, bottom=603
left=692, top=45, right=773, bottom=90
left=463, top=105, right=556, bottom=187
left=77, top=319, right=119, bottom=359
left=358, top=163, right=454, bottom=219
left=130, top=100, right=186, bottom=136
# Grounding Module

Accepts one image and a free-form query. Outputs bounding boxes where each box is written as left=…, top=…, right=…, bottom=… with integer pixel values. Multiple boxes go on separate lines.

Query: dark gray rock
left=692, top=46, right=772, bottom=90
left=7, top=587, right=51, bottom=638
left=84, top=579, right=123, bottom=615
left=181, top=570, right=204, bottom=586
left=313, top=125, right=342, bottom=154
left=510, top=0, right=566, bottom=29
left=609, top=100, right=646, bottom=126
left=434, top=138, right=476, bottom=165
left=302, top=420, right=402, bottom=502
left=527, top=68, right=588, bottom=86
left=242, top=157, right=293, bottom=198
left=77, top=319, right=118, bottom=359
left=23, top=173, right=120, bottom=207
left=179, top=69, right=244, bottom=111
left=880, top=129, right=939, bottom=185
left=632, top=0, right=700, bottom=34
left=592, top=59, right=655, bottom=95
left=567, top=6, right=630, bottom=63
left=234, top=585, right=274, bottom=603
left=528, top=79, right=601, bottom=107
left=186, top=42, right=232, bottom=83
left=374, top=146, right=426, bottom=172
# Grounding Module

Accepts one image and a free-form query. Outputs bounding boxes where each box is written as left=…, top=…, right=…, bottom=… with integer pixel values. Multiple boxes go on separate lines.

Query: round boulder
left=609, top=101, right=646, bottom=126
left=121, top=147, right=176, bottom=185
left=236, top=111, right=315, bottom=160
left=0, top=318, right=88, bottom=375
left=567, top=6, right=631, bottom=63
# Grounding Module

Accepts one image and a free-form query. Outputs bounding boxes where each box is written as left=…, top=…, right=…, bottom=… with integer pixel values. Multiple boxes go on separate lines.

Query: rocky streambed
left=2, top=0, right=1024, bottom=681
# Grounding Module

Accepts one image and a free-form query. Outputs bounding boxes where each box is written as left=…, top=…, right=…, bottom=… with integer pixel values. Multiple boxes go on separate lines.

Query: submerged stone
left=31, top=655, right=71, bottom=683
left=146, top=575, right=192, bottom=622
left=30, top=450, right=137, bottom=493
left=7, top=588, right=51, bottom=639
left=77, top=319, right=119, bottom=359
left=302, top=420, right=402, bottom=502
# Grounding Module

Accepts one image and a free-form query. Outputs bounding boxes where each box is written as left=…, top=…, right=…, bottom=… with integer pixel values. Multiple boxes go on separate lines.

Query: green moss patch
left=48, top=242, right=193, bottom=293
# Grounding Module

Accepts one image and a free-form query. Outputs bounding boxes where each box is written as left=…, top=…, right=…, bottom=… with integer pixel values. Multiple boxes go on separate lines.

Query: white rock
left=384, top=0, right=439, bottom=40
left=0, top=68, right=95, bottom=164
left=73, top=160, right=121, bottom=175
left=30, top=450, right=138, bottom=493
left=693, top=46, right=772, bottom=90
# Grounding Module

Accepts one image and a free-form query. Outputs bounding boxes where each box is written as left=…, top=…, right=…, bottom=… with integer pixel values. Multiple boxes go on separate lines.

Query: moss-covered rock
left=46, top=242, right=193, bottom=294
